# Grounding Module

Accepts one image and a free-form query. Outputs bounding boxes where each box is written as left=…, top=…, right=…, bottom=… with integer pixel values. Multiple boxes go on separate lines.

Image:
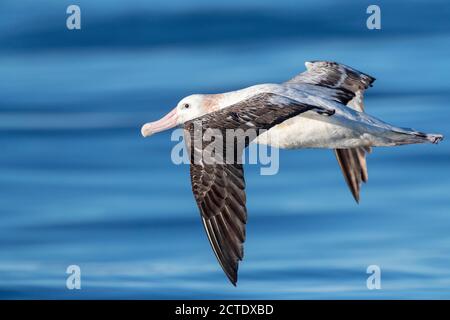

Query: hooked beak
left=141, top=107, right=178, bottom=137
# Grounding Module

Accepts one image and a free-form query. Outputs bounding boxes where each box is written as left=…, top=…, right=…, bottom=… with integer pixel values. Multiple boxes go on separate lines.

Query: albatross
left=141, top=61, right=443, bottom=285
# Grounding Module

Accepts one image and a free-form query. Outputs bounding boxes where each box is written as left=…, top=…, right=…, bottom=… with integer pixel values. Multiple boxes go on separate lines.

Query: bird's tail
left=389, top=128, right=444, bottom=145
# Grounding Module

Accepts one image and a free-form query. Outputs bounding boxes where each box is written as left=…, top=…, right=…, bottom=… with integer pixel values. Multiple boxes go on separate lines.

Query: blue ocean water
left=0, top=0, right=449, bottom=299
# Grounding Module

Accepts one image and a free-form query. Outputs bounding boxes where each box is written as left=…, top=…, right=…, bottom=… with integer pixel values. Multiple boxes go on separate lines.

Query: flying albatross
left=141, top=61, right=443, bottom=285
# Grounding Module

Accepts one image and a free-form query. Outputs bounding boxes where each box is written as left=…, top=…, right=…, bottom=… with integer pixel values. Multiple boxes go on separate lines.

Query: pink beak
left=141, top=107, right=178, bottom=137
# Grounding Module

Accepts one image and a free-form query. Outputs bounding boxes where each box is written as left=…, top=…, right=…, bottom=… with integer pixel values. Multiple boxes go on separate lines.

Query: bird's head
left=141, top=94, right=209, bottom=137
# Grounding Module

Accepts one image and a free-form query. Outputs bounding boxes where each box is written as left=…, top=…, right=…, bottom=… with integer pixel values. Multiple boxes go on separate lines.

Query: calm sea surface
left=0, top=0, right=449, bottom=298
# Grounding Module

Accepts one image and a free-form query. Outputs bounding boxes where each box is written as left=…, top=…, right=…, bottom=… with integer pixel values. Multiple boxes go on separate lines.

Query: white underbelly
left=222, top=83, right=419, bottom=149
left=255, top=113, right=373, bottom=149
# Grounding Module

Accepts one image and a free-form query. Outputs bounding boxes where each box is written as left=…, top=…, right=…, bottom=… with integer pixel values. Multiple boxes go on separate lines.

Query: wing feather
left=286, top=61, right=375, bottom=202
left=185, top=92, right=331, bottom=284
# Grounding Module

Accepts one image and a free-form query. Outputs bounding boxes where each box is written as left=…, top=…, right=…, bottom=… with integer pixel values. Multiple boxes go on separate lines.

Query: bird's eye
left=184, top=103, right=190, bottom=109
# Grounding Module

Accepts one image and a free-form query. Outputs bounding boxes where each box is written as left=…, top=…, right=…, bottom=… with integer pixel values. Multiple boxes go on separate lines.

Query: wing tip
left=226, top=270, right=238, bottom=286
left=352, top=192, right=360, bottom=204
left=334, top=148, right=369, bottom=204
left=305, top=60, right=376, bottom=89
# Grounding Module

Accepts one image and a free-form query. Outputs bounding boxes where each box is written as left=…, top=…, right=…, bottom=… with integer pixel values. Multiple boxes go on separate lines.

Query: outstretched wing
left=184, top=93, right=333, bottom=285
left=334, top=147, right=370, bottom=202
left=285, top=61, right=375, bottom=101
left=286, top=61, right=375, bottom=202
left=190, top=161, right=246, bottom=285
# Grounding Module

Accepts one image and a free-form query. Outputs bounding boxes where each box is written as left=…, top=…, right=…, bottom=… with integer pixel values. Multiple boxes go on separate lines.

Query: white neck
left=215, top=84, right=270, bottom=110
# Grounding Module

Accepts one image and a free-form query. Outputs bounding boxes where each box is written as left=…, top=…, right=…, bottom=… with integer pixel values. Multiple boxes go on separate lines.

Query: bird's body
left=199, top=82, right=439, bottom=149
left=141, top=61, right=444, bottom=285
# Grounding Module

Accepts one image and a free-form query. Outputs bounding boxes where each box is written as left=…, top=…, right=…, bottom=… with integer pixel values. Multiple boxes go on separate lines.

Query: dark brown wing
left=286, top=61, right=375, bottom=202
left=285, top=61, right=375, bottom=97
left=334, top=147, right=370, bottom=203
left=190, top=162, right=246, bottom=285
left=184, top=93, right=332, bottom=285
left=332, top=65, right=373, bottom=202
